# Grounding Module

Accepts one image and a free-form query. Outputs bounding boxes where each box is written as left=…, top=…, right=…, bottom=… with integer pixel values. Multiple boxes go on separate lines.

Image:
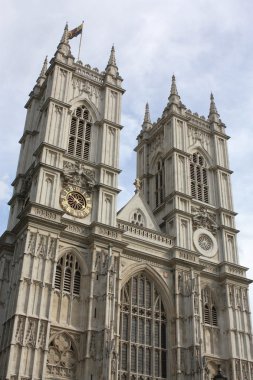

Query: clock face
left=60, top=185, right=92, bottom=218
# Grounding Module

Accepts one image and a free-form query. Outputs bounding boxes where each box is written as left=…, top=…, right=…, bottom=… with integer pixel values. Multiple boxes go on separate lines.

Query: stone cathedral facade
left=0, top=24, right=252, bottom=380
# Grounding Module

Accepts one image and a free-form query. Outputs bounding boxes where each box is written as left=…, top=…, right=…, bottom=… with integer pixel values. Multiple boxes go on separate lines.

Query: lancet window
left=202, top=287, right=218, bottom=326
left=155, top=159, right=164, bottom=208
left=119, top=273, right=167, bottom=379
left=130, top=210, right=145, bottom=227
left=190, top=152, right=209, bottom=203
left=68, top=106, right=92, bottom=160
left=54, top=253, right=81, bottom=296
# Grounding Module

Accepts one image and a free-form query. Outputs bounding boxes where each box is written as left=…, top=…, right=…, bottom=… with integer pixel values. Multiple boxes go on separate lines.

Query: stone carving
left=62, top=161, right=96, bottom=190
left=27, top=232, right=36, bottom=255
left=37, top=235, right=47, bottom=257
left=25, top=318, right=37, bottom=347
left=95, top=248, right=115, bottom=275
left=26, top=232, right=57, bottom=259
left=47, top=333, right=76, bottom=378
left=15, top=316, right=25, bottom=345
left=192, top=206, right=218, bottom=233
left=37, top=321, right=47, bottom=349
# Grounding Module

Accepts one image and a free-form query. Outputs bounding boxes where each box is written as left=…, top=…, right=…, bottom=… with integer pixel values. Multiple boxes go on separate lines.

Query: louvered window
left=54, top=253, right=81, bottom=296
left=67, top=106, right=92, bottom=160
left=202, top=288, right=218, bottom=326
left=204, top=304, right=210, bottom=324
left=212, top=306, right=218, bottom=326
left=155, top=159, right=164, bottom=207
left=119, top=273, right=167, bottom=379
left=190, top=152, right=209, bottom=203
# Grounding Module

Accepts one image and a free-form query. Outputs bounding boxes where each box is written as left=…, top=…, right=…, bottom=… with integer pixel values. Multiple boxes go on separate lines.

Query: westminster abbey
left=0, top=24, right=252, bottom=380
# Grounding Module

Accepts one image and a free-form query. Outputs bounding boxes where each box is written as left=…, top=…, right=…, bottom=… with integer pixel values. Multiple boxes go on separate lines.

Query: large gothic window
left=54, top=253, right=81, bottom=296
left=155, top=160, right=164, bottom=208
left=119, top=273, right=167, bottom=379
left=68, top=106, right=92, bottom=160
left=190, top=152, right=209, bottom=203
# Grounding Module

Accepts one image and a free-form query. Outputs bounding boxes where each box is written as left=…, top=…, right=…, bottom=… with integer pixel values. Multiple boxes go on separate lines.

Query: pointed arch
left=121, top=262, right=174, bottom=316
left=69, top=97, right=101, bottom=122
left=54, top=247, right=88, bottom=297
left=119, top=267, right=171, bottom=379
left=57, top=246, right=88, bottom=276
left=188, top=143, right=213, bottom=167
left=46, top=331, right=78, bottom=378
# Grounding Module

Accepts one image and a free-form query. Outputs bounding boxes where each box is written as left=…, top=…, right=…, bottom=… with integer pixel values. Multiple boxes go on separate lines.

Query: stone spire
left=108, top=45, right=117, bottom=67
left=60, top=22, right=69, bottom=44
left=105, top=45, right=118, bottom=76
left=36, top=56, right=48, bottom=86
left=142, top=102, right=152, bottom=130
left=208, top=93, right=220, bottom=123
left=55, top=23, right=71, bottom=58
left=168, top=75, right=180, bottom=105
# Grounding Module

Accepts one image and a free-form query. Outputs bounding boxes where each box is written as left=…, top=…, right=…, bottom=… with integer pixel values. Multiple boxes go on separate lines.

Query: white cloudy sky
left=1, top=0, right=253, bottom=303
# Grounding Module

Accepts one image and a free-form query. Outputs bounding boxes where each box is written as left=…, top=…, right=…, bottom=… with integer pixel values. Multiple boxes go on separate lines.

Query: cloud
left=0, top=176, right=11, bottom=202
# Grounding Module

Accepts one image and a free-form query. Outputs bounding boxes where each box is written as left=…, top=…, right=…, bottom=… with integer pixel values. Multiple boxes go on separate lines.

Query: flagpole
left=77, top=21, right=84, bottom=61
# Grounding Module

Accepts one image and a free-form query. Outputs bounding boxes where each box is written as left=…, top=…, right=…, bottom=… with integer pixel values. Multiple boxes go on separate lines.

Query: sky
left=1, top=0, right=253, bottom=307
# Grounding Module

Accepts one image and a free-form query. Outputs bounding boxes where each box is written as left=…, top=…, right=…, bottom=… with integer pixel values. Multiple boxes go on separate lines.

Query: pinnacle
left=209, top=92, right=219, bottom=117
left=36, top=56, right=48, bottom=85
left=170, top=74, right=178, bottom=96
left=60, top=22, right=69, bottom=44
left=40, top=56, right=48, bottom=77
left=144, top=103, right=151, bottom=123
left=167, top=74, right=180, bottom=106
left=142, top=102, right=152, bottom=130
left=108, top=44, right=117, bottom=67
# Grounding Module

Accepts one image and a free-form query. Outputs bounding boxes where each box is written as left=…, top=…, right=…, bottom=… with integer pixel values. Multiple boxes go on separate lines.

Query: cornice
left=40, top=97, right=71, bottom=112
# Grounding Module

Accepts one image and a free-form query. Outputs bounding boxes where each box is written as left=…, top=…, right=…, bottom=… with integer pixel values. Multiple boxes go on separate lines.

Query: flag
left=68, top=24, right=83, bottom=40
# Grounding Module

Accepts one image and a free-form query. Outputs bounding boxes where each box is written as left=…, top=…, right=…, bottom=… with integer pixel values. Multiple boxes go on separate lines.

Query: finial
left=108, top=44, right=117, bottom=67
left=60, top=22, right=69, bottom=44
left=167, top=74, right=180, bottom=106
left=144, top=103, right=151, bottom=123
left=36, top=56, right=48, bottom=85
left=41, top=56, right=48, bottom=76
left=105, top=44, right=118, bottom=75
left=134, top=178, right=142, bottom=193
left=171, top=74, right=178, bottom=96
left=55, top=23, right=71, bottom=58
left=142, top=102, right=152, bottom=130
left=208, top=92, right=220, bottom=122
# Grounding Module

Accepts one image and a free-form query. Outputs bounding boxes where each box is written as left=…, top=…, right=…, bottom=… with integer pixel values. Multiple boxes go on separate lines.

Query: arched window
left=119, top=273, right=167, bottom=379
left=155, top=159, right=164, bottom=208
left=68, top=106, right=92, bottom=160
left=54, top=253, right=81, bottom=296
left=190, top=152, right=209, bottom=203
left=202, top=287, right=218, bottom=326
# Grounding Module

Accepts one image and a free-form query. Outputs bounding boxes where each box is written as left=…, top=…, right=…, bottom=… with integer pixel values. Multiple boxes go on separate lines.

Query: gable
left=117, top=191, right=160, bottom=232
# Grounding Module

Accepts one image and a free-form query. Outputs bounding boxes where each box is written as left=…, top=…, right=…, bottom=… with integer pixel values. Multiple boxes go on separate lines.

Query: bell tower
left=7, top=25, right=123, bottom=232
left=135, top=76, right=252, bottom=379
left=0, top=24, right=124, bottom=380
left=136, top=75, right=238, bottom=265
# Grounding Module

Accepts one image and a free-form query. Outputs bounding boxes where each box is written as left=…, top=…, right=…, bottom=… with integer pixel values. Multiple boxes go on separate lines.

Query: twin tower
left=0, top=24, right=252, bottom=380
